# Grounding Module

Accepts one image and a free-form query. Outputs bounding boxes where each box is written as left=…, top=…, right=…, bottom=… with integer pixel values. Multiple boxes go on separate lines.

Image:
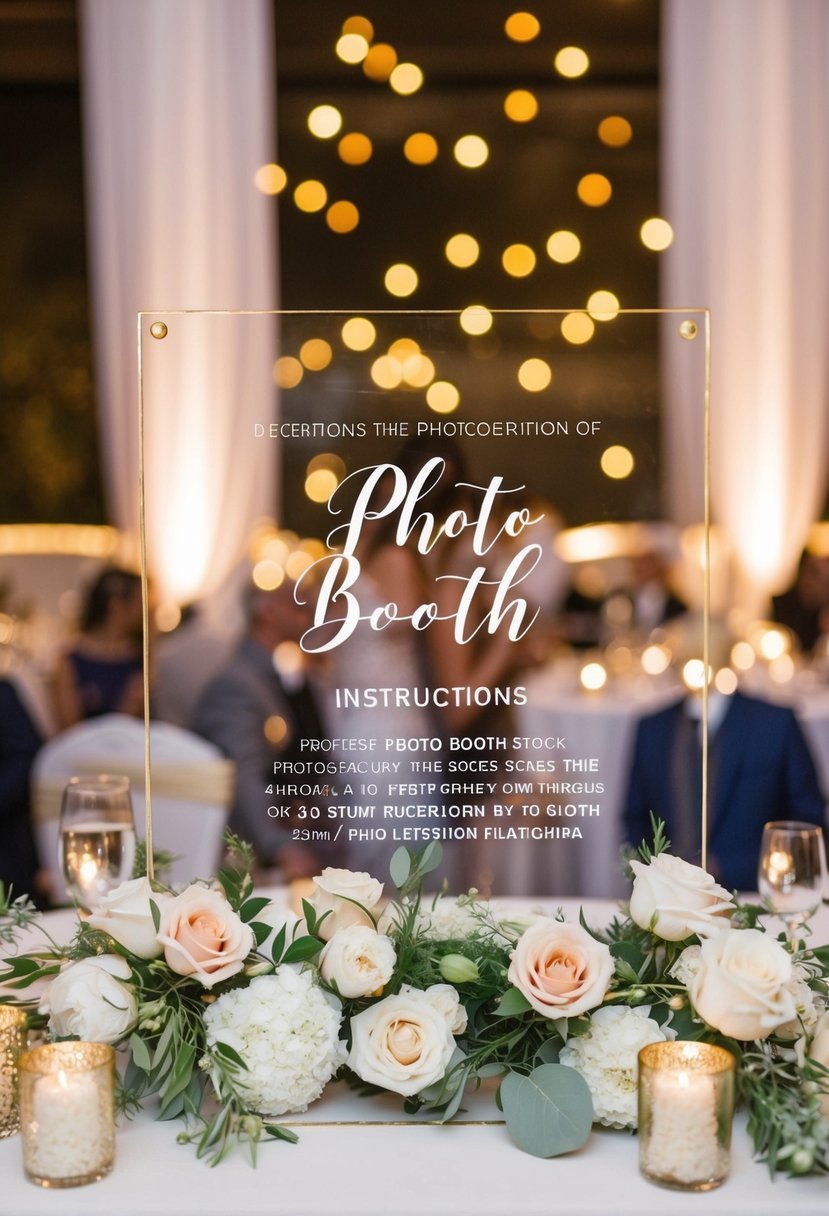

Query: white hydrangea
left=559, top=1006, right=674, bottom=1130
left=203, top=968, right=346, bottom=1116
left=670, top=943, right=702, bottom=988
left=414, top=897, right=484, bottom=940
left=776, top=964, right=824, bottom=1039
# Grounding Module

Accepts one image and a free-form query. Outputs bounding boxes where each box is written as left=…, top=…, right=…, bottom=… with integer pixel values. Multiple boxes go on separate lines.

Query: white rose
left=629, top=854, right=735, bottom=941
left=319, top=926, right=396, bottom=998
left=86, top=876, right=171, bottom=959
left=508, top=918, right=614, bottom=1018
left=807, top=1010, right=829, bottom=1119
left=347, top=988, right=456, bottom=1096
left=43, top=955, right=137, bottom=1044
left=157, top=884, right=254, bottom=987
left=401, top=982, right=468, bottom=1036
left=308, top=868, right=384, bottom=942
left=690, top=928, right=796, bottom=1040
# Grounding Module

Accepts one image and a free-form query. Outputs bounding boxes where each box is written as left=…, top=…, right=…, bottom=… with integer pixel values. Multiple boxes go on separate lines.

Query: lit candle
left=638, top=1041, right=735, bottom=1191
left=18, top=1042, right=115, bottom=1187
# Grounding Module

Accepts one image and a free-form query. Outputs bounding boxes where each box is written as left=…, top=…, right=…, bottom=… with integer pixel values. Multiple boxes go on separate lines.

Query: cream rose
left=319, top=925, right=396, bottom=998
left=508, top=918, right=614, bottom=1018
left=401, top=982, right=468, bottom=1036
left=347, top=988, right=456, bottom=1096
left=157, top=884, right=253, bottom=987
left=629, top=854, right=735, bottom=941
left=807, top=1011, right=829, bottom=1119
left=690, top=928, right=796, bottom=1040
left=308, top=868, right=384, bottom=941
left=43, top=955, right=137, bottom=1044
left=86, top=876, right=171, bottom=959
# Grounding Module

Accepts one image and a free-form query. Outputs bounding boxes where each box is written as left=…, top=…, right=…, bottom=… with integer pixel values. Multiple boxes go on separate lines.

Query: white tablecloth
left=2, top=899, right=828, bottom=1215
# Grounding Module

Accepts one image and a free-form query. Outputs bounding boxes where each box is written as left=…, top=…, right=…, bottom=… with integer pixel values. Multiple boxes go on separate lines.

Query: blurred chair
left=30, top=713, right=234, bottom=899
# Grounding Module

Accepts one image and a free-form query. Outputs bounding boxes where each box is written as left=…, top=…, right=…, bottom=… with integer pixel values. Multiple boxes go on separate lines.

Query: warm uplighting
left=502, top=243, right=536, bottom=277
left=338, top=132, right=373, bottom=164
left=307, top=453, right=346, bottom=481
left=459, top=305, right=493, bottom=335
left=755, top=624, right=791, bottom=661
left=730, top=640, right=756, bottom=671
left=285, top=550, right=315, bottom=581
left=401, top=354, right=435, bottom=388
left=307, top=105, right=342, bottom=139
left=577, top=173, right=612, bottom=206
left=769, top=654, right=796, bottom=683
left=715, top=667, right=739, bottom=695
left=445, top=233, right=480, bottom=268
left=640, top=217, right=674, bottom=251
left=426, top=381, right=460, bottom=413
left=554, top=46, right=589, bottom=78
left=335, top=33, right=369, bottom=64
left=517, top=358, right=552, bottom=392
left=253, top=560, right=285, bottom=591
left=560, top=312, right=595, bottom=344
left=580, top=661, right=608, bottom=692
left=598, top=115, right=633, bottom=147
left=388, top=337, right=420, bottom=360
left=504, top=89, right=538, bottom=122
left=587, top=290, right=620, bottom=320
left=264, top=715, right=289, bottom=745
left=601, top=445, right=635, bottom=479
left=155, top=601, right=182, bottom=633
left=274, top=642, right=305, bottom=681
left=342, top=15, right=374, bottom=40
left=326, top=200, right=360, bottom=233
left=505, top=11, right=540, bottom=42
left=341, top=316, right=376, bottom=350
left=546, top=230, right=581, bottom=263
left=404, top=133, right=439, bottom=164
left=363, top=43, right=398, bottom=82
left=299, top=339, right=333, bottom=371
left=370, top=355, right=403, bottom=389
left=0, top=523, right=123, bottom=558
left=254, top=163, right=287, bottom=195
left=390, top=63, right=424, bottom=95
left=641, top=644, right=671, bottom=676
left=293, top=180, right=328, bottom=212
left=384, top=263, right=419, bottom=297
left=305, top=469, right=340, bottom=503
left=273, top=356, right=303, bottom=388
left=682, top=658, right=707, bottom=692
left=454, top=135, right=489, bottom=168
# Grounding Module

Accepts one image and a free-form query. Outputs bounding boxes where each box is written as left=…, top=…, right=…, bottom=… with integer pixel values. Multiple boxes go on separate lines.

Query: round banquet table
left=1, top=898, right=828, bottom=1216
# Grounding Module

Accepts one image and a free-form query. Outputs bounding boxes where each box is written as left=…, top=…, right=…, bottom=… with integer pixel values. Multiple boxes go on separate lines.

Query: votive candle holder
left=0, top=1005, right=28, bottom=1138
left=638, top=1041, right=735, bottom=1191
left=18, top=1041, right=115, bottom=1187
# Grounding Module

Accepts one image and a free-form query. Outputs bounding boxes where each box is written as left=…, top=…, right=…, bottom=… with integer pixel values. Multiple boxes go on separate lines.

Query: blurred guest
left=623, top=620, right=825, bottom=891
left=191, top=579, right=327, bottom=879
left=0, top=678, right=44, bottom=902
left=772, top=549, right=829, bottom=653
left=53, top=565, right=144, bottom=729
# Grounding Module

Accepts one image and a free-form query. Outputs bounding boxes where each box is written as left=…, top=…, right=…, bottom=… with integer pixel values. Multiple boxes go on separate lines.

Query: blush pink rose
left=157, top=884, right=254, bottom=988
left=508, top=918, right=614, bottom=1018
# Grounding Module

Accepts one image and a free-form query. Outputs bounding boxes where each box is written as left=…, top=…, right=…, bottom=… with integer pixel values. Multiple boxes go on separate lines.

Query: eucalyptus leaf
left=501, top=1064, right=593, bottom=1158
left=494, top=987, right=532, bottom=1017
left=389, top=847, right=411, bottom=889
left=129, top=1032, right=152, bottom=1073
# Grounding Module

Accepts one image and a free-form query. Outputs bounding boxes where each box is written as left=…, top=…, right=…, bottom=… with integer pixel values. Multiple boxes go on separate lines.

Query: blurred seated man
left=0, top=679, right=44, bottom=902
left=622, top=620, right=826, bottom=891
left=191, top=578, right=328, bottom=879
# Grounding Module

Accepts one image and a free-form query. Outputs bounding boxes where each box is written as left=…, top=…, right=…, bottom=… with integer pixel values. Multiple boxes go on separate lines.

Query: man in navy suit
left=623, top=688, right=826, bottom=891
left=0, top=679, right=43, bottom=901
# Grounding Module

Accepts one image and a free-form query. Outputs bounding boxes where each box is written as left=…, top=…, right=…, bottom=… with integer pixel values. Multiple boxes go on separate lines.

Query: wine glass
left=757, top=820, right=828, bottom=941
left=59, top=775, right=137, bottom=911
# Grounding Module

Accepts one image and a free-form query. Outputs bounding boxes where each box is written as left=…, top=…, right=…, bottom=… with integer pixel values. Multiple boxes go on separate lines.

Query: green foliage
left=501, top=1065, right=593, bottom=1157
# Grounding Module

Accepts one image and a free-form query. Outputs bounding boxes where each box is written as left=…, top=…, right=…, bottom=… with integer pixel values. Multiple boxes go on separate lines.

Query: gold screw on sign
left=150, top=321, right=168, bottom=340
left=678, top=320, right=698, bottom=341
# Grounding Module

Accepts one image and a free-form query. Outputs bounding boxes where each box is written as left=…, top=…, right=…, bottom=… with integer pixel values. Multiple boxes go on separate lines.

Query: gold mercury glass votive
left=18, top=1041, right=116, bottom=1187
left=638, top=1041, right=736, bottom=1191
left=0, top=1005, right=28, bottom=1137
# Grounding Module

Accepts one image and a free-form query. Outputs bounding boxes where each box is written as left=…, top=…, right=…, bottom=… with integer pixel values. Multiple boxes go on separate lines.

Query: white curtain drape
left=79, top=0, right=278, bottom=605
left=662, top=0, right=829, bottom=611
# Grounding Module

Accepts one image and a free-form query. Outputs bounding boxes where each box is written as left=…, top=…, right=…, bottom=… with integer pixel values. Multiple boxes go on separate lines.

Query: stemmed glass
left=59, top=775, right=137, bottom=911
left=757, top=820, right=828, bottom=941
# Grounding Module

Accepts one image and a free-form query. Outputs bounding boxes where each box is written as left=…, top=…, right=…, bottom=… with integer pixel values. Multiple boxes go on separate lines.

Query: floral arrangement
left=1, top=825, right=829, bottom=1173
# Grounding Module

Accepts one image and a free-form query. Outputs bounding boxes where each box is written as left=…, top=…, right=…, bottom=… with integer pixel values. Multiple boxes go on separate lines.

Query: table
left=2, top=899, right=828, bottom=1215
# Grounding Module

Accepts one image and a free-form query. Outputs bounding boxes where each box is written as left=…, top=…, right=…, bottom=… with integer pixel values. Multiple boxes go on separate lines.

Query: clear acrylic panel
left=138, top=309, right=709, bottom=897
